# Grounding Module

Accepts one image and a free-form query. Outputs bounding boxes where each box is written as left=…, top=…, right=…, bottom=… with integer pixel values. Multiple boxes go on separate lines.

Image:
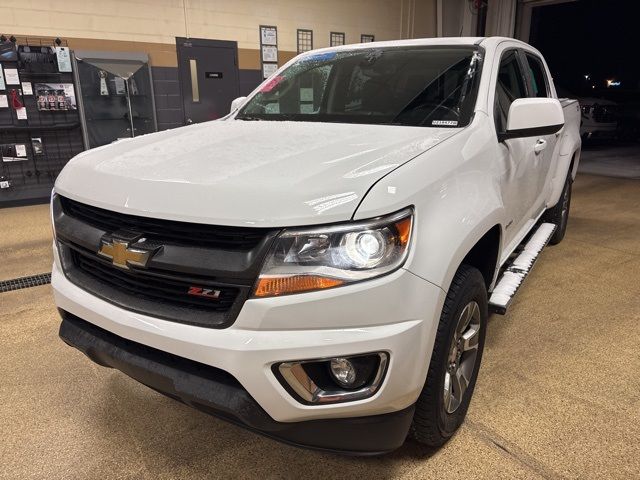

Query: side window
left=525, top=53, right=549, bottom=98
left=494, top=50, right=527, bottom=133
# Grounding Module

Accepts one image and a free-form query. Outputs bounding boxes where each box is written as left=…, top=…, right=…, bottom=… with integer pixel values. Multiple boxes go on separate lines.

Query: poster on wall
left=262, top=63, right=278, bottom=79
left=34, top=83, right=77, bottom=111
left=260, top=26, right=277, bottom=46
left=261, top=45, right=278, bottom=62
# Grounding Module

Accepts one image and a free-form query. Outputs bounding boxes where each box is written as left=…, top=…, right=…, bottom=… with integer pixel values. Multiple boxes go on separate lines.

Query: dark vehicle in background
left=579, top=97, right=618, bottom=140
left=556, top=86, right=618, bottom=141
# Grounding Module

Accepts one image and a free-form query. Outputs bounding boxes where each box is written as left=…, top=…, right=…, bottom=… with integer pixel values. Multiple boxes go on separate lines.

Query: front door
left=176, top=38, right=240, bottom=124
left=493, top=49, right=540, bottom=251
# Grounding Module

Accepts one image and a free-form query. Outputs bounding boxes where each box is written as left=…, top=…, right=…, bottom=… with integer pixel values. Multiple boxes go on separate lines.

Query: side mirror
left=499, top=98, right=564, bottom=142
left=230, top=96, right=247, bottom=114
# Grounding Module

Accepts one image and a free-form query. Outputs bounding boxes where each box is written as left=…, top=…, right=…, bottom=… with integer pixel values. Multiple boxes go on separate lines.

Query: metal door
left=176, top=38, right=240, bottom=124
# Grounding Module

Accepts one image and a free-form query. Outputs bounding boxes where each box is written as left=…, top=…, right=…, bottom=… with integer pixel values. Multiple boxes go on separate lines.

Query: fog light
left=329, top=357, right=357, bottom=388
left=276, top=352, right=389, bottom=404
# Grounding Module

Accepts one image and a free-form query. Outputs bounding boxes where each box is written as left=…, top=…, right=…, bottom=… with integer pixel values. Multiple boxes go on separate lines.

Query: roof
left=297, top=36, right=535, bottom=58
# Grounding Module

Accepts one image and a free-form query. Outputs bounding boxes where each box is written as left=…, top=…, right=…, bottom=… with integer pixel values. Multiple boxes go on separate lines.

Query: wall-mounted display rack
left=0, top=36, right=84, bottom=207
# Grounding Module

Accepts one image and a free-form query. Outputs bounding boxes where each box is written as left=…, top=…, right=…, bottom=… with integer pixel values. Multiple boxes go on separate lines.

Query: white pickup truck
left=52, top=37, right=580, bottom=454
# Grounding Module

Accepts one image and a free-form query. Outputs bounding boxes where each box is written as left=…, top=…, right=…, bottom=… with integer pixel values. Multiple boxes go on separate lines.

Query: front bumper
left=52, top=245, right=445, bottom=452
left=59, top=311, right=414, bottom=455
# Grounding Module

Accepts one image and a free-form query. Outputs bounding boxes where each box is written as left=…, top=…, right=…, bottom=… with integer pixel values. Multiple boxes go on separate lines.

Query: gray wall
left=152, top=66, right=184, bottom=131
left=152, top=67, right=262, bottom=131
left=239, top=69, right=262, bottom=96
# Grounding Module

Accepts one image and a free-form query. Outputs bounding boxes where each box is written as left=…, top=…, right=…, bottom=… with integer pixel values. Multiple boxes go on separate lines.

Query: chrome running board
left=489, top=222, right=556, bottom=315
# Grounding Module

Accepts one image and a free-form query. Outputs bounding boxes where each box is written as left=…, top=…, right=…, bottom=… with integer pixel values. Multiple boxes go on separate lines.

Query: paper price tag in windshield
left=432, top=120, right=458, bottom=127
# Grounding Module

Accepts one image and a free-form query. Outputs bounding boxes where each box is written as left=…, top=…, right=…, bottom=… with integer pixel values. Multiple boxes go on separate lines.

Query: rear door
left=176, top=38, right=240, bottom=124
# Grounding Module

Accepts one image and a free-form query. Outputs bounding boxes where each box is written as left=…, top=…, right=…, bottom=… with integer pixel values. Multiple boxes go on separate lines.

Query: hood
left=55, top=120, right=456, bottom=227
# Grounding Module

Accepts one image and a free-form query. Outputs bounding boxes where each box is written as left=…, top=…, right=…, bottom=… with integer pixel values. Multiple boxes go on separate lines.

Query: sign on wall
left=259, top=25, right=278, bottom=79
left=260, top=26, right=277, bottom=46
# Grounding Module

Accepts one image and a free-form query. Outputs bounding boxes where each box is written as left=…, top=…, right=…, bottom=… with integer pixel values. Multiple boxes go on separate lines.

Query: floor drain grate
left=0, top=273, right=52, bottom=293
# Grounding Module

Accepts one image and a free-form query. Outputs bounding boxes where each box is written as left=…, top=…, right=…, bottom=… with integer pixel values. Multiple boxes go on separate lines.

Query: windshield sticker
left=432, top=120, right=458, bottom=127
left=260, top=75, right=284, bottom=93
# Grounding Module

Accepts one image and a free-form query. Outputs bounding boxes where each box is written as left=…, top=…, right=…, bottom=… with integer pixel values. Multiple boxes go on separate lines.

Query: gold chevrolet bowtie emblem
left=98, top=235, right=153, bottom=269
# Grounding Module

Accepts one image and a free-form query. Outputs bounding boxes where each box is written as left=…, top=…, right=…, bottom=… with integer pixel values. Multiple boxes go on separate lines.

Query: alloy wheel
left=443, top=301, right=481, bottom=414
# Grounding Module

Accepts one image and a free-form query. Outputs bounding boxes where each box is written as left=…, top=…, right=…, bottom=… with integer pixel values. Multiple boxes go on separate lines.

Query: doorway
left=176, top=38, right=240, bottom=124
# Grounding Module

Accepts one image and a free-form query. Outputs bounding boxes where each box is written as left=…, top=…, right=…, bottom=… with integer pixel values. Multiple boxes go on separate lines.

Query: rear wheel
left=410, top=265, right=488, bottom=447
left=543, top=171, right=573, bottom=245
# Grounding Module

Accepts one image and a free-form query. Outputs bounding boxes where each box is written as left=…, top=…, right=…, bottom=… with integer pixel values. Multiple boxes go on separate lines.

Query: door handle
left=534, top=139, right=547, bottom=155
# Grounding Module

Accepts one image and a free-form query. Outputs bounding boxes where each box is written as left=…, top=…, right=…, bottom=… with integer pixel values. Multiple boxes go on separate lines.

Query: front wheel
left=410, top=265, right=488, bottom=447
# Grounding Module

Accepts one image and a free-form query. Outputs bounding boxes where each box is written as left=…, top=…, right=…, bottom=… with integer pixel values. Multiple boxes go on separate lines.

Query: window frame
left=523, top=52, right=551, bottom=99
left=361, top=34, right=375, bottom=43
left=492, top=47, right=531, bottom=136
left=297, top=29, right=313, bottom=54
left=330, top=32, right=346, bottom=47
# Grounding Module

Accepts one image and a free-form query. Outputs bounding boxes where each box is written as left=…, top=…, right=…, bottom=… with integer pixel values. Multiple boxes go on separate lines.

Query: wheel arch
left=460, top=224, right=502, bottom=290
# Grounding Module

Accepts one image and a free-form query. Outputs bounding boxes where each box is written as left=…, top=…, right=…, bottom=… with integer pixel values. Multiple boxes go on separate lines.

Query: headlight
left=254, top=207, right=413, bottom=297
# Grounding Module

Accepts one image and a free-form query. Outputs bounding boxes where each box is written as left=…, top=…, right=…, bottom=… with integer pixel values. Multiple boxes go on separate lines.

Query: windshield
left=237, top=46, right=482, bottom=127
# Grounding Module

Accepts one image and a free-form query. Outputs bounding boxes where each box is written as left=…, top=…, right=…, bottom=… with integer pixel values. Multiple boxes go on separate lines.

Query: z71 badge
left=187, top=286, right=221, bottom=299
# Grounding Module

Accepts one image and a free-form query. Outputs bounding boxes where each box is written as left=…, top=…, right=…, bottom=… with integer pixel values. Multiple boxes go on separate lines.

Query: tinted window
left=494, top=50, right=527, bottom=132
left=525, top=54, right=549, bottom=98
left=238, top=47, right=481, bottom=127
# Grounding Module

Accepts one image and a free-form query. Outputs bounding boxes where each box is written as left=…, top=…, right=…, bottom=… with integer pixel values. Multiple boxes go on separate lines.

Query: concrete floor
left=579, top=144, right=640, bottom=179
left=1, top=173, right=639, bottom=479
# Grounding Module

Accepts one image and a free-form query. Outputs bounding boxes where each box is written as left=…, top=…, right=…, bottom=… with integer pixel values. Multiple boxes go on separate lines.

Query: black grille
left=60, top=196, right=268, bottom=250
left=71, top=249, right=239, bottom=312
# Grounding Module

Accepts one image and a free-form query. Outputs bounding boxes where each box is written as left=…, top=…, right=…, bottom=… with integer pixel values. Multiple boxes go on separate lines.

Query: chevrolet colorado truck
left=52, top=37, right=581, bottom=455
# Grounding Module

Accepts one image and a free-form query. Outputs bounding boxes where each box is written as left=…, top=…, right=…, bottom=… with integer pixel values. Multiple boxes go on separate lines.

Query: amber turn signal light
left=254, top=275, right=344, bottom=297
left=394, top=216, right=412, bottom=246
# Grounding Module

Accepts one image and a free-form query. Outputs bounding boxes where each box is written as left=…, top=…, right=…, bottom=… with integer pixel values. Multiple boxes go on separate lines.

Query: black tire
left=410, top=264, right=488, bottom=447
left=543, top=171, right=572, bottom=245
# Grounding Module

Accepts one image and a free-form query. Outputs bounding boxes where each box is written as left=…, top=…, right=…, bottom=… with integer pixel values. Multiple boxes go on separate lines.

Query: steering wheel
left=417, top=102, right=461, bottom=123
